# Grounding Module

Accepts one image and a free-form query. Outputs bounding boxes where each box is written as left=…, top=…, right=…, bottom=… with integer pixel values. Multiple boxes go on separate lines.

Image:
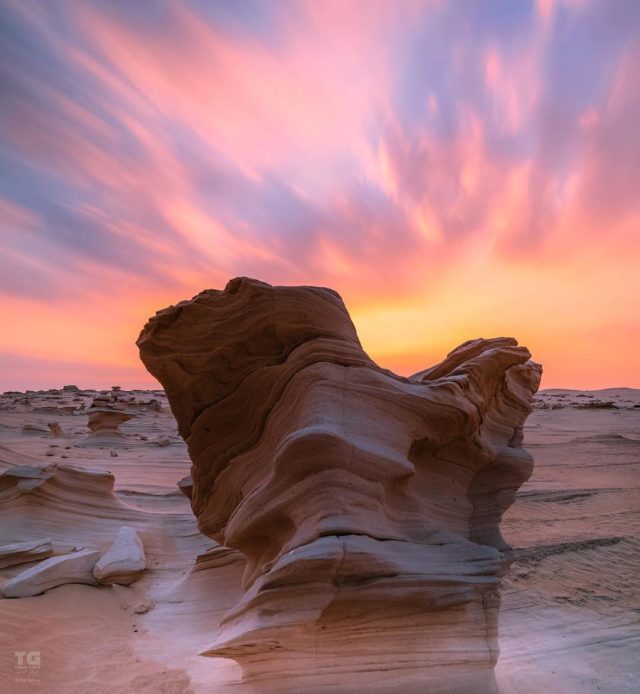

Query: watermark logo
left=15, top=651, right=41, bottom=682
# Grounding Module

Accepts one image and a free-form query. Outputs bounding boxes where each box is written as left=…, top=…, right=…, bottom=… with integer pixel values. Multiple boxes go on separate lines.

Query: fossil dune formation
left=137, top=277, right=542, bottom=692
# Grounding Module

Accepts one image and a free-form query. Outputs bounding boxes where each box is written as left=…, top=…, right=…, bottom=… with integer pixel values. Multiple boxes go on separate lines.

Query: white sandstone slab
left=93, top=526, right=145, bottom=586
left=2, top=549, right=100, bottom=598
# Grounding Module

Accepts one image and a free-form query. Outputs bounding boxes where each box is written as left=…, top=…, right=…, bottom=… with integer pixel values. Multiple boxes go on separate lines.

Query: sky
left=1, top=0, right=639, bottom=391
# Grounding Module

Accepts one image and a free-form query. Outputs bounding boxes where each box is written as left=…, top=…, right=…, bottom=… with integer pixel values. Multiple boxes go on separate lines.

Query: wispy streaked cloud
left=1, top=0, right=639, bottom=389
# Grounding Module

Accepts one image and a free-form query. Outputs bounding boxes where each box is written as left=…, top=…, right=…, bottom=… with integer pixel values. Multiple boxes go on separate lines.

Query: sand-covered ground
left=0, top=386, right=638, bottom=693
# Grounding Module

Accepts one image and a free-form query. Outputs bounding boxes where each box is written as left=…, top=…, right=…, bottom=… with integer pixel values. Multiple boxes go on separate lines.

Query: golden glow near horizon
left=0, top=1, right=639, bottom=390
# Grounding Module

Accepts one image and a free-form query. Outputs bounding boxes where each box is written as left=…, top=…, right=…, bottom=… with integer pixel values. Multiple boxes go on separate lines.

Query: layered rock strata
left=0, top=538, right=53, bottom=569
left=137, top=277, right=541, bottom=692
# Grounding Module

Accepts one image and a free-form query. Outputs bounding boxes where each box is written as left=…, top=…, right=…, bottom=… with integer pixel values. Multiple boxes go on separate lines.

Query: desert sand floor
left=0, top=386, right=638, bottom=693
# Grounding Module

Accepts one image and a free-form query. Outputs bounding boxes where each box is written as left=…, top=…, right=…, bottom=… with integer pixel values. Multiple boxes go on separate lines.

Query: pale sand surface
left=498, top=388, right=640, bottom=694
left=0, top=387, right=638, bottom=692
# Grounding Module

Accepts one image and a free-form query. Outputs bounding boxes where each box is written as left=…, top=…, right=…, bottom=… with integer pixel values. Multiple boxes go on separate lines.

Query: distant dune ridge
left=137, top=277, right=542, bottom=692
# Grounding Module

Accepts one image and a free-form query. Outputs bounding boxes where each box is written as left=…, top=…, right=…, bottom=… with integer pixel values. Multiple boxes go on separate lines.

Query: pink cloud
left=1, top=0, right=639, bottom=388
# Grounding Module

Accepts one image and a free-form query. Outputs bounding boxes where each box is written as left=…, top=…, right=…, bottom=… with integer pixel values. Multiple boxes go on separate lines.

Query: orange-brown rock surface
left=137, top=277, right=542, bottom=692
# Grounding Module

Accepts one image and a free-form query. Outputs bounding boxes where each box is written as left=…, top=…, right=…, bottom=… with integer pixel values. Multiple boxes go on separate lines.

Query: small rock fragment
left=177, top=475, right=193, bottom=500
left=48, top=422, right=63, bottom=436
left=93, top=526, right=146, bottom=586
left=133, top=600, right=156, bottom=614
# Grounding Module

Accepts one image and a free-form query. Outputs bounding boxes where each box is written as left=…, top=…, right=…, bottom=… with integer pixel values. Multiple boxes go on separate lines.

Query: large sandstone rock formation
left=137, top=277, right=541, bottom=692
